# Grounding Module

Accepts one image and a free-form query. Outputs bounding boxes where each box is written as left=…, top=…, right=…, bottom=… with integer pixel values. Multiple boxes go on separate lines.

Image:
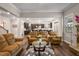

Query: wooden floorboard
left=52, top=43, right=76, bottom=56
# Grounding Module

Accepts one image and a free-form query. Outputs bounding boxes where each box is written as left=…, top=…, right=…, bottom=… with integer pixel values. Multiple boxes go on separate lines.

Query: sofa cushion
left=0, top=52, right=11, bottom=56
left=0, top=35, right=8, bottom=50
left=29, top=38, right=37, bottom=41
left=31, top=35, right=36, bottom=38
left=3, top=33, right=15, bottom=45
left=2, top=44, right=19, bottom=55
left=16, top=41, right=23, bottom=47
left=15, top=38, right=23, bottom=42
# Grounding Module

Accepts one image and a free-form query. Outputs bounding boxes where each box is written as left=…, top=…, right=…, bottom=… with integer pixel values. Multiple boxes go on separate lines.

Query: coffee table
left=25, top=38, right=54, bottom=56
left=32, top=41, right=47, bottom=56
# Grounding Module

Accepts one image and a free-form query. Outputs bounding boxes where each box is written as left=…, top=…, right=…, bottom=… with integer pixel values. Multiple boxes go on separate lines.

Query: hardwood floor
left=52, top=44, right=76, bottom=56
left=20, top=42, right=76, bottom=56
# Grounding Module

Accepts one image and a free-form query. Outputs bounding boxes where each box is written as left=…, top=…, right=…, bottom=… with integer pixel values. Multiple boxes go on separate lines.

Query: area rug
left=24, top=45, right=55, bottom=56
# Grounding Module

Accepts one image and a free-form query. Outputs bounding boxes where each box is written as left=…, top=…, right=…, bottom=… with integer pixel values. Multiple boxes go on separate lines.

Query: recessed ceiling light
left=7, top=12, right=10, bottom=14
left=27, top=18, right=29, bottom=20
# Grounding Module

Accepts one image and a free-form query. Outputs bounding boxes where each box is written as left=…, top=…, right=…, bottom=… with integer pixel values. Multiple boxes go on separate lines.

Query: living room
left=0, top=2, right=79, bottom=56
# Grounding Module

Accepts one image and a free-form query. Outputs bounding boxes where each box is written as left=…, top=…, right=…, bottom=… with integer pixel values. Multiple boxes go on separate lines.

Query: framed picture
left=12, top=24, right=17, bottom=28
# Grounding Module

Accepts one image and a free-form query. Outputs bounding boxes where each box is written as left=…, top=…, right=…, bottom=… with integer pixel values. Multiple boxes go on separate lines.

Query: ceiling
left=13, top=3, right=71, bottom=12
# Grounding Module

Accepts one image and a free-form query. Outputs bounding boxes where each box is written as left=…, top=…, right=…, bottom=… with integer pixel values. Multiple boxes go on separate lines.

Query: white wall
left=52, top=16, right=63, bottom=36
left=10, top=18, right=25, bottom=37
left=10, top=18, right=20, bottom=37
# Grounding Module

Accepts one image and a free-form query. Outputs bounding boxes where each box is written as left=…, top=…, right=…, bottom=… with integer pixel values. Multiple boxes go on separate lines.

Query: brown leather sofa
left=49, top=36, right=61, bottom=45
left=0, top=33, right=28, bottom=56
left=27, top=31, right=37, bottom=44
left=27, top=31, right=49, bottom=44
left=48, top=32, right=61, bottom=45
left=27, top=35, right=37, bottom=44
left=0, top=52, right=11, bottom=56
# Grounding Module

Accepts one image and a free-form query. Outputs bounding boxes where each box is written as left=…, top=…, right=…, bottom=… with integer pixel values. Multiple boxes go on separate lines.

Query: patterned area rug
left=24, top=45, right=54, bottom=56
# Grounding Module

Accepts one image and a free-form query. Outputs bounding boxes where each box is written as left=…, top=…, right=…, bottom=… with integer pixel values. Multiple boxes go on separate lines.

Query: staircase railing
left=0, top=25, right=8, bottom=34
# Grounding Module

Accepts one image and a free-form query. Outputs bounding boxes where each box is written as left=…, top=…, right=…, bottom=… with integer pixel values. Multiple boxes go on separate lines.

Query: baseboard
left=69, top=45, right=79, bottom=56
left=63, top=40, right=79, bottom=55
left=63, top=40, right=70, bottom=46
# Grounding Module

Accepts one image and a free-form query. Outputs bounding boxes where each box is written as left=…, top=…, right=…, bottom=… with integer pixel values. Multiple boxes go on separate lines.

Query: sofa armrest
left=15, top=38, right=23, bottom=42
left=0, top=52, right=11, bottom=56
left=26, top=35, right=31, bottom=38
